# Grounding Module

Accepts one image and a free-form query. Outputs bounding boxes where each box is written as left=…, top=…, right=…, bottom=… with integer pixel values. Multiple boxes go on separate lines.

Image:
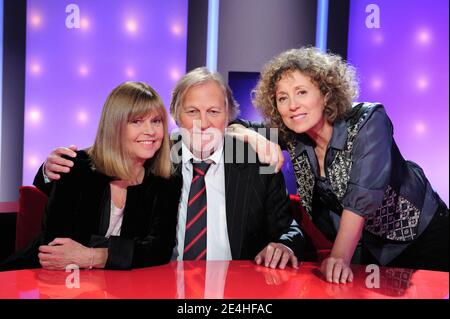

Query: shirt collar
left=294, top=134, right=313, bottom=156
left=294, top=119, right=348, bottom=156
left=181, top=140, right=224, bottom=168
left=329, top=119, right=348, bottom=150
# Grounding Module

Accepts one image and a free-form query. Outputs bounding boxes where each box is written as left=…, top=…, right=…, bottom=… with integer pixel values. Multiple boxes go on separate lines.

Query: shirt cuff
left=279, top=243, right=294, bottom=255
left=42, top=161, right=51, bottom=184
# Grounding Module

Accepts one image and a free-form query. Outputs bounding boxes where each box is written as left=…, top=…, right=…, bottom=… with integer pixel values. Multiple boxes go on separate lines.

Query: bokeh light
left=23, top=0, right=188, bottom=187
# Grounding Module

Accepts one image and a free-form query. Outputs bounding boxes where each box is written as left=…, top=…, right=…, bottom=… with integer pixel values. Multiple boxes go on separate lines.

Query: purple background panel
left=23, top=0, right=187, bottom=185
left=348, top=0, right=449, bottom=204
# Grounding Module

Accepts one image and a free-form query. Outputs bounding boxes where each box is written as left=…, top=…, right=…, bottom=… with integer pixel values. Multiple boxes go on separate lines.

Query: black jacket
left=172, top=136, right=305, bottom=260
left=1, top=150, right=181, bottom=270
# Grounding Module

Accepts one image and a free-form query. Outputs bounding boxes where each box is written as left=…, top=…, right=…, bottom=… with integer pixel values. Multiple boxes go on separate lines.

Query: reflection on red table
left=0, top=261, right=448, bottom=299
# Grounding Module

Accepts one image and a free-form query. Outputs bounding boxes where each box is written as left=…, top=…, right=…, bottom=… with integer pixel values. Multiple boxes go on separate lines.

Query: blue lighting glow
left=206, top=0, right=220, bottom=72
left=315, top=0, right=329, bottom=52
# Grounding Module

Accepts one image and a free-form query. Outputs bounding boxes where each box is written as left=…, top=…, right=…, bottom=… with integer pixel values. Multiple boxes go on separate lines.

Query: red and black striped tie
left=183, top=161, right=211, bottom=260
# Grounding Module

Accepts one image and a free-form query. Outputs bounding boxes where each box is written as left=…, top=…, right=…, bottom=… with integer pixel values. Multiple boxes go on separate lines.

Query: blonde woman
left=1, top=82, right=181, bottom=271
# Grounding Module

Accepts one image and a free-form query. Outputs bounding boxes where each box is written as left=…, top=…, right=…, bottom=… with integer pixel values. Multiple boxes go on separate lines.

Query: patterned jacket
left=285, top=103, right=440, bottom=264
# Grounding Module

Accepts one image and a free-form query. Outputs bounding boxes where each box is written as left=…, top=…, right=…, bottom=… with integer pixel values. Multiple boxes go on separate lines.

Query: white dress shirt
left=174, top=141, right=232, bottom=261
left=105, top=201, right=124, bottom=238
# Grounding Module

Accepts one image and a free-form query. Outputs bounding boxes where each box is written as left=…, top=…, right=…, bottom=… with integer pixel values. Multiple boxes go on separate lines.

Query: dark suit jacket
left=1, top=150, right=181, bottom=271
left=173, top=136, right=305, bottom=260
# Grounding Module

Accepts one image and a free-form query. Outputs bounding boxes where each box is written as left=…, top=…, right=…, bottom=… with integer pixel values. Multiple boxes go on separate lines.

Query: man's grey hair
left=169, top=67, right=240, bottom=125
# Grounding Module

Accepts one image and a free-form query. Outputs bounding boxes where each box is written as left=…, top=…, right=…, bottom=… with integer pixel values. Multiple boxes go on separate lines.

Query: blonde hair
left=253, top=47, right=359, bottom=143
left=169, top=67, right=239, bottom=124
left=88, top=82, right=172, bottom=180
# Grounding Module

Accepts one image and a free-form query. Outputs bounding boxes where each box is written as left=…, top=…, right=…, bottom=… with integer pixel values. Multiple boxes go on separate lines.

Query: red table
left=0, top=261, right=447, bottom=299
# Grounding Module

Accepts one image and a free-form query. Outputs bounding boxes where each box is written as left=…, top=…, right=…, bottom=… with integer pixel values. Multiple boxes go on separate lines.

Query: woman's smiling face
left=275, top=70, right=328, bottom=135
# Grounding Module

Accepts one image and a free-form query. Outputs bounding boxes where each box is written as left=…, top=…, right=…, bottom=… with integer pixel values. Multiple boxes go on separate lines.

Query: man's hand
left=255, top=242, right=298, bottom=269
left=320, top=256, right=353, bottom=284
left=44, top=145, right=77, bottom=181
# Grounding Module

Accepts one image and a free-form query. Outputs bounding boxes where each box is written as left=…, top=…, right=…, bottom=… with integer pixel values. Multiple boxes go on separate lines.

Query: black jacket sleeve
left=264, top=170, right=305, bottom=259
left=33, top=164, right=53, bottom=196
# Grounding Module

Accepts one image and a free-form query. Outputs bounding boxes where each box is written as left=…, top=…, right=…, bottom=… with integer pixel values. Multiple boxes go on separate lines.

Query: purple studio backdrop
left=23, top=0, right=448, bottom=205
left=23, top=0, right=187, bottom=184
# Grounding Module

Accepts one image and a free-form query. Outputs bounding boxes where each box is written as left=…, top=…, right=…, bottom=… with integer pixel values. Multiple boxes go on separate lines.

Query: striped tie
left=183, top=161, right=211, bottom=260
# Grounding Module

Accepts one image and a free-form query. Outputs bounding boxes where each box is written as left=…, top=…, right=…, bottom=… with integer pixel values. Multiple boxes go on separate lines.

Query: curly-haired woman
left=231, top=47, right=448, bottom=283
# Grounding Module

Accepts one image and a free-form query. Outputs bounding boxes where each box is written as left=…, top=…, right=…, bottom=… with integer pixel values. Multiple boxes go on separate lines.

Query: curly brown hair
left=252, top=47, right=359, bottom=143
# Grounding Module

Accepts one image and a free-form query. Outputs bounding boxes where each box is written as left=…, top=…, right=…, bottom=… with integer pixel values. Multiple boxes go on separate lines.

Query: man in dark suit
left=38, top=68, right=304, bottom=269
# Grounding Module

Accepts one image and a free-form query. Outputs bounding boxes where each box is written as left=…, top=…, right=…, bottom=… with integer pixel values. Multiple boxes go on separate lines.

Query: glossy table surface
left=0, top=261, right=448, bottom=299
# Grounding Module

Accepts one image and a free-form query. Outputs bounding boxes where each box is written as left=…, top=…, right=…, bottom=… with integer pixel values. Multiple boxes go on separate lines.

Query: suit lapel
left=224, top=137, right=251, bottom=260
left=224, top=161, right=241, bottom=259
left=120, top=173, right=157, bottom=238
left=175, top=135, right=250, bottom=259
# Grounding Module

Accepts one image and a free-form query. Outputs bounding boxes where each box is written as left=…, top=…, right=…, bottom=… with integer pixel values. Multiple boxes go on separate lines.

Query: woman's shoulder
left=59, top=150, right=96, bottom=181
left=71, top=150, right=93, bottom=170
left=51, top=150, right=108, bottom=193
left=158, top=174, right=182, bottom=190
left=347, top=102, right=384, bottom=120
left=142, top=172, right=182, bottom=191
left=346, top=102, right=391, bottom=131
left=137, top=173, right=182, bottom=204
